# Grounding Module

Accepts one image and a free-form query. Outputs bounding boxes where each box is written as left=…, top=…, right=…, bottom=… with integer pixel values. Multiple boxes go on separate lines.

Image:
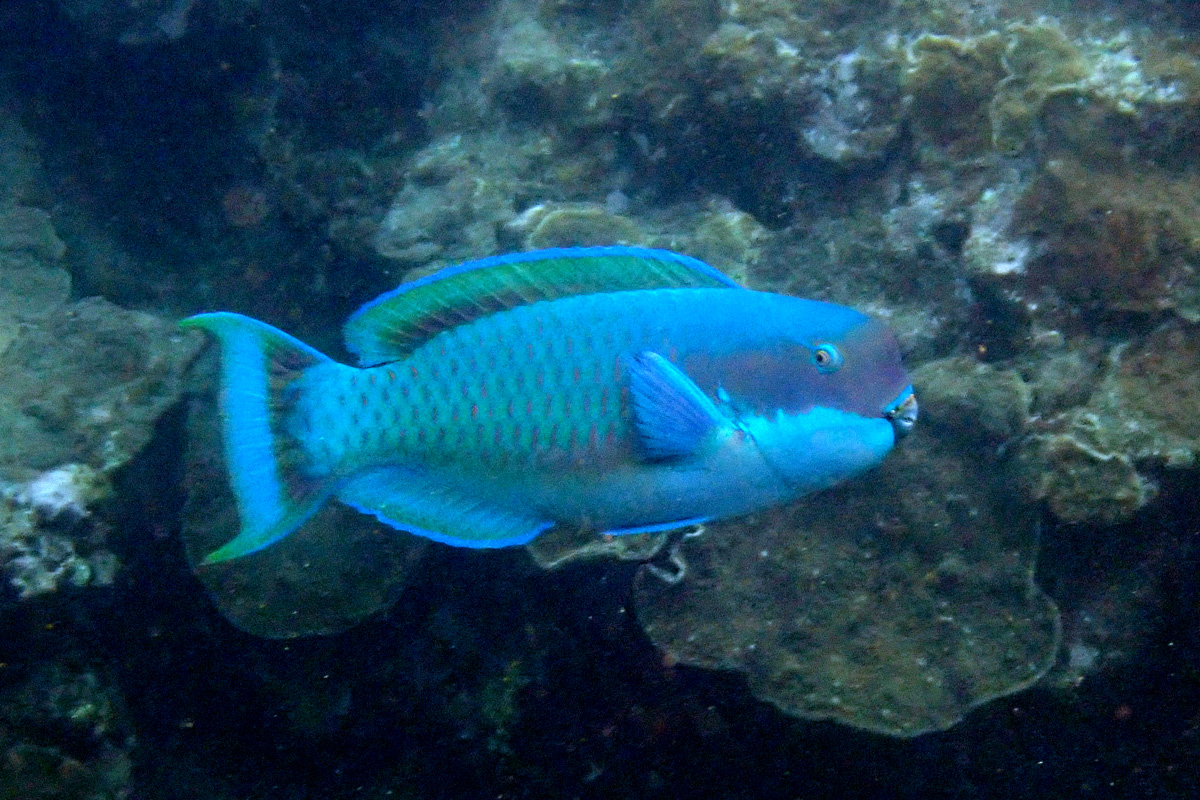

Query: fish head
left=687, top=299, right=916, bottom=494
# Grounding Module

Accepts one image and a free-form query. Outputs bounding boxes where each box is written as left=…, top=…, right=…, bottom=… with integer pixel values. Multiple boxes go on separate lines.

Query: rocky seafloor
left=0, top=0, right=1199, bottom=797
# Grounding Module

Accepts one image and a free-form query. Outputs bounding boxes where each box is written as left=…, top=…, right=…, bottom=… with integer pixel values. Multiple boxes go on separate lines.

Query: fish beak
left=885, top=386, right=918, bottom=439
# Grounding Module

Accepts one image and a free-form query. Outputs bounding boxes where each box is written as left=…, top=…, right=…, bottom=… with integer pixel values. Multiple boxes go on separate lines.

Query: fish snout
left=885, top=387, right=918, bottom=439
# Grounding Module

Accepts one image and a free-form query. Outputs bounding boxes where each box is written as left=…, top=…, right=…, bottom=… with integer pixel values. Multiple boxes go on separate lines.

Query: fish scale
left=180, top=246, right=915, bottom=562
left=299, top=291, right=657, bottom=476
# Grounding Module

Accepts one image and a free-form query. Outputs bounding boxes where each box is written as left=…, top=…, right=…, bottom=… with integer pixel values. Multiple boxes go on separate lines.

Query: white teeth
left=886, top=393, right=919, bottom=436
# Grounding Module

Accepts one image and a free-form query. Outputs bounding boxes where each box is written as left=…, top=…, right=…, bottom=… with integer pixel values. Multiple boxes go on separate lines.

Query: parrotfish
left=182, top=246, right=916, bottom=564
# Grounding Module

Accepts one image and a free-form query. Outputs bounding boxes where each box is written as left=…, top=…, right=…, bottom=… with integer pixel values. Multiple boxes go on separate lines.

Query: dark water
left=0, top=1, right=1198, bottom=798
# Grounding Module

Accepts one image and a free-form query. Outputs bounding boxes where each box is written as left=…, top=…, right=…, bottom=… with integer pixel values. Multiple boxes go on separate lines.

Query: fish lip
left=884, top=385, right=918, bottom=439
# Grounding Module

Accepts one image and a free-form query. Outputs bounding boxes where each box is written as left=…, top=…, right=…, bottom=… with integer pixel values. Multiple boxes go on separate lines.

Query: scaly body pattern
left=182, top=246, right=917, bottom=563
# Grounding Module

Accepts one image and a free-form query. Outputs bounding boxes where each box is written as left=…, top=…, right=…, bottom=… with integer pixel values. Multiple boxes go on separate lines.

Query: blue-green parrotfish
left=182, top=246, right=917, bottom=564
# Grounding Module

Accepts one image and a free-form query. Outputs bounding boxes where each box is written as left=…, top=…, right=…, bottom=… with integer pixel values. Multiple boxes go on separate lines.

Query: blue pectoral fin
left=337, top=468, right=552, bottom=548
left=626, top=351, right=726, bottom=460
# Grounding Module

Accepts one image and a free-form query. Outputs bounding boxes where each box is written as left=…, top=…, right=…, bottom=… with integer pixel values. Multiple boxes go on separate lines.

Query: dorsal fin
left=343, top=246, right=741, bottom=366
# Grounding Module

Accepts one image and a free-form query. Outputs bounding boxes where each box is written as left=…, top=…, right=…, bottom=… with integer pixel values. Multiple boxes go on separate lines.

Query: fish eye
left=812, top=344, right=842, bottom=373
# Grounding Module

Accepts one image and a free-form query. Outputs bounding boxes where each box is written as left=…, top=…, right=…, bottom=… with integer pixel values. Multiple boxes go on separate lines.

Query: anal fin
left=337, top=468, right=551, bottom=548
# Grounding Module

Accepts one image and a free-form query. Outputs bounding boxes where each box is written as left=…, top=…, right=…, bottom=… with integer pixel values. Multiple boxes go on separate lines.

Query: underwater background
left=0, top=0, right=1199, bottom=797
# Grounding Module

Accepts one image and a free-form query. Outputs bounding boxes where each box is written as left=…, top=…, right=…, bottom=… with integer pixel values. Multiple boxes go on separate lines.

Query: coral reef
left=1103, top=323, right=1200, bottom=456
left=166, top=0, right=1200, bottom=739
left=373, top=130, right=553, bottom=269
left=961, top=167, right=1035, bottom=278
left=0, top=294, right=197, bottom=599
left=19, top=464, right=110, bottom=524
left=1017, top=410, right=1153, bottom=525
left=800, top=48, right=904, bottom=165
left=911, top=356, right=1031, bottom=444
left=486, top=11, right=613, bottom=126
left=989, top=22, right=1090, bottom=154
left=0, top=165, right=198, bottom=605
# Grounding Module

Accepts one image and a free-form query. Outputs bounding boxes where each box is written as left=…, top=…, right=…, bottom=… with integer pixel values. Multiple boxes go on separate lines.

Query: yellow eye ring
left=812, top=344, right=842, bottom=373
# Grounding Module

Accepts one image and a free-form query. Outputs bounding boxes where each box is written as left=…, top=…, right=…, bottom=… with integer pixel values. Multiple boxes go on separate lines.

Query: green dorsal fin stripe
left=343, top=246, right=742, bottom=366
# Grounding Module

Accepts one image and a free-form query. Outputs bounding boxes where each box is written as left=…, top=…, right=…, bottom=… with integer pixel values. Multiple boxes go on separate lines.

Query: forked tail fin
left=181, top=312, right=337, bottom=564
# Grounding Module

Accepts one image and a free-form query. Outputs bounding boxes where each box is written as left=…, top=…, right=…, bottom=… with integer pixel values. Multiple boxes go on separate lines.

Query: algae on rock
left=0, top=300, right=201, bottom=480
left=0, top=205, right=71, bottom=355
left=1017, top=415, right=1155, bottom=526
left=1013, top=152, right=1200, bottom=318
left=634, top=356, right=1056, bottom=737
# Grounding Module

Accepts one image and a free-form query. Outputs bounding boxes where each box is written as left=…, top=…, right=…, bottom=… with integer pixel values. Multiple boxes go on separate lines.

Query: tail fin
left=181, top=312, right=337, bottom=564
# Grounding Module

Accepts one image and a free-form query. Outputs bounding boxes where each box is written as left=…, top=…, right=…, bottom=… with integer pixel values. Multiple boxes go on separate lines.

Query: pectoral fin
left=625, top=351, right=726, bottom=461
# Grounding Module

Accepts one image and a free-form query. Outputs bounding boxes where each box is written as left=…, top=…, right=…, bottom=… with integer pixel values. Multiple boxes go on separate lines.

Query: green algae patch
left=903, top=20, right=1200, bottom=159
left=901, top=22, right=1090, bottom=157
left=1108, top=324, right=1200, bottom=448
left=989, top=22, right=1089, bottom=153
left=1017, top=414, right=1155, bottom=526
left=904, top=33, right=1008, bottom=157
